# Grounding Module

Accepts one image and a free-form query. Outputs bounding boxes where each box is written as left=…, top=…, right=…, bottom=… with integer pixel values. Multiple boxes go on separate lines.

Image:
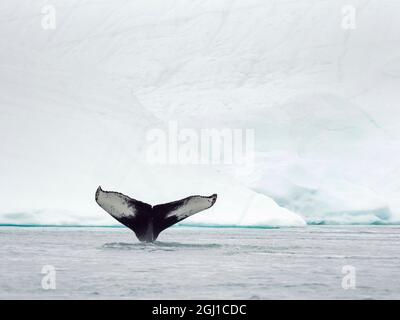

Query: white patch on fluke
left=95, top=188, right=136, bottom=219
left=166, top=196, right=216, bottom=219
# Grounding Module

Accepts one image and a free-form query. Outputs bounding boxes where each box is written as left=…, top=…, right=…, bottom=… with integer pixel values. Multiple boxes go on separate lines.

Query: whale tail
left=95, top=186, right=217, bottom=242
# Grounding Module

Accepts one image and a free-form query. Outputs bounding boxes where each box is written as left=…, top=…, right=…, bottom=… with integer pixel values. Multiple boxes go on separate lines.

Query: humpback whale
left=95, top=186, right=217, bottom=242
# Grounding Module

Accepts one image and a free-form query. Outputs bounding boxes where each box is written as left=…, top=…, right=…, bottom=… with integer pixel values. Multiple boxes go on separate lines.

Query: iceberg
left=1, top=0, right=399, bottom=226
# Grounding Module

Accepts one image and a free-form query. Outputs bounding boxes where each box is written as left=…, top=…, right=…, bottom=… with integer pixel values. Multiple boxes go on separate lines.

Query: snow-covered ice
left=1, top=0, right=400, bottom=226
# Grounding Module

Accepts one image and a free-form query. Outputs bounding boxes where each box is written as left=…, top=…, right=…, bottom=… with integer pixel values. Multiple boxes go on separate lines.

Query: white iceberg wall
left=0, top=0, right=399, bottom=225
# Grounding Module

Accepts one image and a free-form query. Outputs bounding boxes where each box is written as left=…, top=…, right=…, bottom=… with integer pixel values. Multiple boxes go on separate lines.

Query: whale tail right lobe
left=152, top=194, right=217, bottom=239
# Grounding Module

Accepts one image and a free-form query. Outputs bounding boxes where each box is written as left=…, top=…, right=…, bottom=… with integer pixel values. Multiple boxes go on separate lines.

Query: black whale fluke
left=95, top=186, right=217, bottom=242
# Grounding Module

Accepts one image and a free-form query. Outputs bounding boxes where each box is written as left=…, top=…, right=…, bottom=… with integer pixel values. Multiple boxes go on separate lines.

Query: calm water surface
left=1, top=226, right=399, bottom=299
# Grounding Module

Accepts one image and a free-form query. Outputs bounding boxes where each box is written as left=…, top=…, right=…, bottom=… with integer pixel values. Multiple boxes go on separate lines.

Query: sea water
left=0, top=226, right=399, bottom=299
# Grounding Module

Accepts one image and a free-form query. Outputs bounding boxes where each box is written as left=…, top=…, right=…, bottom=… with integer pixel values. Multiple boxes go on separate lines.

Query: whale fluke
left=95, top=186, right=217, bottom=242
